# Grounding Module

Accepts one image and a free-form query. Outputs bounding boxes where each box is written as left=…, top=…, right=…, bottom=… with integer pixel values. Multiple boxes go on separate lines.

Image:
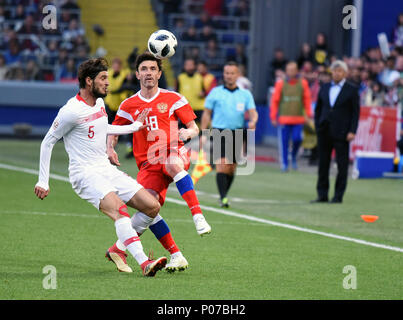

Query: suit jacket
left=314, top=81, right=360, bottom=140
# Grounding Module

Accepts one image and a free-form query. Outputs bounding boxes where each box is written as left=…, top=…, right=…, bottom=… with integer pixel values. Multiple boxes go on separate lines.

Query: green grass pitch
left=0, top=139, right=402, bottom=299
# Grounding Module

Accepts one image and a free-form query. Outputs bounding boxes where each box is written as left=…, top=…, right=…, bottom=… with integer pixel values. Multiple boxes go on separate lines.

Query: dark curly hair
left=78, top=58, right=109, bottom=89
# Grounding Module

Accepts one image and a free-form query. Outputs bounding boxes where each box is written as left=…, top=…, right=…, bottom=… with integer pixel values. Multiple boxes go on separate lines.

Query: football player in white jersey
left=34, top=58, right=167, bottom=277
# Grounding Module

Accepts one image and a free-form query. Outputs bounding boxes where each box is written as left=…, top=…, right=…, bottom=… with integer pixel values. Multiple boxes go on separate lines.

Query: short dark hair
left=224, top=61, right=239, bottom=68
left=78, top=58, right=108, bottom=89
left=135, top=52, right=162, bottom=71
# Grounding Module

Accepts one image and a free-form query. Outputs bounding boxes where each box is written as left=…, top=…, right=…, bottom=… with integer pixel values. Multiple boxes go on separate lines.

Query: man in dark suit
left=311, top=60, right=360, bottom=204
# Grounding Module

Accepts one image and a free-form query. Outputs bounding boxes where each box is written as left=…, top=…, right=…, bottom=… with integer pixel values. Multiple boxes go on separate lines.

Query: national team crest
left=157, top=102, right=168, bottom=113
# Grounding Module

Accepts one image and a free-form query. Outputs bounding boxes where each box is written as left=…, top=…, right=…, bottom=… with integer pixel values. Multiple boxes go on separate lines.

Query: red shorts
left=136, top=147, right=190, bottom=206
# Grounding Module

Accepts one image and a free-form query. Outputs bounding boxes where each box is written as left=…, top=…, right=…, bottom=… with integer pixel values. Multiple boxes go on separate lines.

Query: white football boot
left=193, top=213, right=211, bottom=236
left=165, top=252, right=189, bottom=273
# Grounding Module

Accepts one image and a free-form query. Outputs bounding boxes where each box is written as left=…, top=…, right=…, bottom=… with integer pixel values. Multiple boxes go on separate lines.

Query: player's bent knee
left=142, top=199, right=160, bottom=218
left=148, top=201, right=160, bottom=218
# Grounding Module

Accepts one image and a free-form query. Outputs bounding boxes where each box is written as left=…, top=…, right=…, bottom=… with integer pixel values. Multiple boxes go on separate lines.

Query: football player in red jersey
left=105, top=53, right=211, bottom=272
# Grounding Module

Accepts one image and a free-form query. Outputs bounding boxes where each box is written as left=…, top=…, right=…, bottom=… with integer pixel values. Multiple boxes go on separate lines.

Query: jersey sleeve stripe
left=116, top=109, right=134, bottom=123
left=169, top=96, right=189, bottom=117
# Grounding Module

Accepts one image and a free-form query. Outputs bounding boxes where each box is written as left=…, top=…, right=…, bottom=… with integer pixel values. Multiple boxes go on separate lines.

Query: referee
left=200, top=61, right=258, bottom=208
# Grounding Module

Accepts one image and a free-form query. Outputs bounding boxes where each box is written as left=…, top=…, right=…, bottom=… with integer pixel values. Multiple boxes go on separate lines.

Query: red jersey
left=113, top=88, right=196, bottom=168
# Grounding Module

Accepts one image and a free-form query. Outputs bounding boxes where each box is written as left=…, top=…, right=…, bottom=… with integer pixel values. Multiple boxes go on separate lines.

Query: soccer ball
left=147, top=30, right=177, bottom=59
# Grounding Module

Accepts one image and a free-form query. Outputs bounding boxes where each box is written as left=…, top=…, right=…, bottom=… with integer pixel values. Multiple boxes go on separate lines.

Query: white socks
left=114, top=217, right=148, bottom=265
left=115, top=213, right=163, bottom=252
left=131, top=212, right=155, bottom=234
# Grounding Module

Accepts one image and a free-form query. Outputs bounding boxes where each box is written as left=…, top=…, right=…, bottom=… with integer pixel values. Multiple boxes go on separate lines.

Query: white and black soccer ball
left=147, top=29, right=177, bottom=59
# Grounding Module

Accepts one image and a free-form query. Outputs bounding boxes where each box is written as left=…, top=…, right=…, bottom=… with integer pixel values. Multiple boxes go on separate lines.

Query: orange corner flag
left=191, top=150, right=212, bottom=185
left=360, top=215, right=379, bottom=223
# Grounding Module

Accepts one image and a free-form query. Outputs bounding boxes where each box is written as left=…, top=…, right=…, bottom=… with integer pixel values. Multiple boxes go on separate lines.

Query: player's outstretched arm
left=34, top=132, right=59, bottom=200
left=106, top=121, right=148, bottom=135
left=179, top=120, right=199, bottom=141
left=106, top=108, right=150, bottom=135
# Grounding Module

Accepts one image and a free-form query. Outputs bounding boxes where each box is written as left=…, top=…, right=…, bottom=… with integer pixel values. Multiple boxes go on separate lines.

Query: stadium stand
left=0, top=0, right=402, bottom=110
left=0, top=0, right=88, bottom=82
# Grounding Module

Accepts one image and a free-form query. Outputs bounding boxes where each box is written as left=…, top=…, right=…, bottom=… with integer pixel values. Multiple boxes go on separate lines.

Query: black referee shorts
left=209, top=128, right=246, bottom=164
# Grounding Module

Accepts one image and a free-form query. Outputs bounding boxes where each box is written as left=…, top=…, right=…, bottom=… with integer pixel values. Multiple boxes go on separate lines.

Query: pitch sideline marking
left=1, top=162, right=402, bottom=254
left=0, top=210, right=264, bottom=227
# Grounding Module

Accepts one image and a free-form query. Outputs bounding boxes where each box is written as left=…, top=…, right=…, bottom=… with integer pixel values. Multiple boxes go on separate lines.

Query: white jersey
left=49, top=94, right=110, bottom=174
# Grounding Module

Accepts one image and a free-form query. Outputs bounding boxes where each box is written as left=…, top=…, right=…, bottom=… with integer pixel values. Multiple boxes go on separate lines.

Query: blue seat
left=222, top=34, right=235, bottom=43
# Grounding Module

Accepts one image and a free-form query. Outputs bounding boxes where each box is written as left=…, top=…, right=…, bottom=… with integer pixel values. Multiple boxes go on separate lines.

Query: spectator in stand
left=60, top=10, right=71, bottom=24
left=72, top=34, right=90, bottom=52
left=24, top=59, right=44, bottom=81
left=4, top=40, right=21, bottom=65
left=43, top=40, right=59, bottom=66
left=199, top=25, right=217, bottom=42
left=17, top=14, right=38, bottom=34
left=61, top=0, right=80, bottom=19
left=362, top=81, right=386, bottom=106
left=0, top=5, right=8, bottom=33
left=5, top=65, right=25, bottom=81
left=197, top=60, right=217, bottom=95
left=270, top=61, right=313, bottom=172
left=62, top=0, right=80, bottom=10
left=13, top=4, right=25, bottom=20
left=378, top=56, right=400, bottom=88
left=158, top=0, right=182, bottom=27
left=0, top=53, right=8, bottom=80
left=75, top=45, right=89, bottom=66
left=55, top=47, right=69, bottom=68
left=348, top=68, right=361, bottom=87
left=17, top=14, right=38, bottom=51
left=195, top=11, right=215, bottom=29
left=227, top=43, right=248, bottom=68
left=204, top=0, right=224, bottom=16
left=313, top=32, right=331, bottom=66
left=297, top=43, right=314, bottom=68
left=62, top=19, right=85, bottom=43
left=181, top=26, right=198, bottom=42
left=233, top=0, right=249, bottom=17
left=202, top=39, right=224, bottom=71
left=392, top=12, right=403, bottom=47
left=359, top=68, right=370, bottom=94
left=174, top=17, right=185, bottom=30
left=183, top=46, right=199, bottom=61
left=269, top=48, right=287, bottom=86
left=176, top=58, right=205, bottom=123
left=57, top=57, right=77, bottom=82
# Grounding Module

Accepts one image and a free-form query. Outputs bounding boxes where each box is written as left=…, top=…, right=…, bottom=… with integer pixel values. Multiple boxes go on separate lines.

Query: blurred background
left=0, top=0, right=402, bottom=161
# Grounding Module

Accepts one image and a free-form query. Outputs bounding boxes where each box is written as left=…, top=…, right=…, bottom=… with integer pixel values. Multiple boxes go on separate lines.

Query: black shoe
left=330, top=198, right=342, bottom=204
left=310, top=198, right=328, bottom=203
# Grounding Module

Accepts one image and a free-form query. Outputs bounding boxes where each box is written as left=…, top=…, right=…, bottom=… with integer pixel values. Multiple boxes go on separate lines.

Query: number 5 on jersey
left=88, top=125, right=95, bottom=138
left=145, top=116, right=159, bottom=131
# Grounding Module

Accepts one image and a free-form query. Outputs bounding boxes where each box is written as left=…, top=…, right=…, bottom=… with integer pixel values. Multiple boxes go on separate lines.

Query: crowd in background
left=0, top=0, right=89, bottom=82
left=269, top=21, right=403, bottom=108
left=1, top=0, right=402, bottom=111
left=159, top=0, right=250, bottom=76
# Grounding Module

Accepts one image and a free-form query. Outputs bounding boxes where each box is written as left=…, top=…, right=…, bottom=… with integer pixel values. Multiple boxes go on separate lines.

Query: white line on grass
left=0, top=210, right=265, bottom=227
left=1, top=162, right=402, bottom=254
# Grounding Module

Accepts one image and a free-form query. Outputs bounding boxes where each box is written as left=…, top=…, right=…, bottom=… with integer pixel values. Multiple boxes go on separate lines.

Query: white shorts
left=69, top=164, right=143, bottom=209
